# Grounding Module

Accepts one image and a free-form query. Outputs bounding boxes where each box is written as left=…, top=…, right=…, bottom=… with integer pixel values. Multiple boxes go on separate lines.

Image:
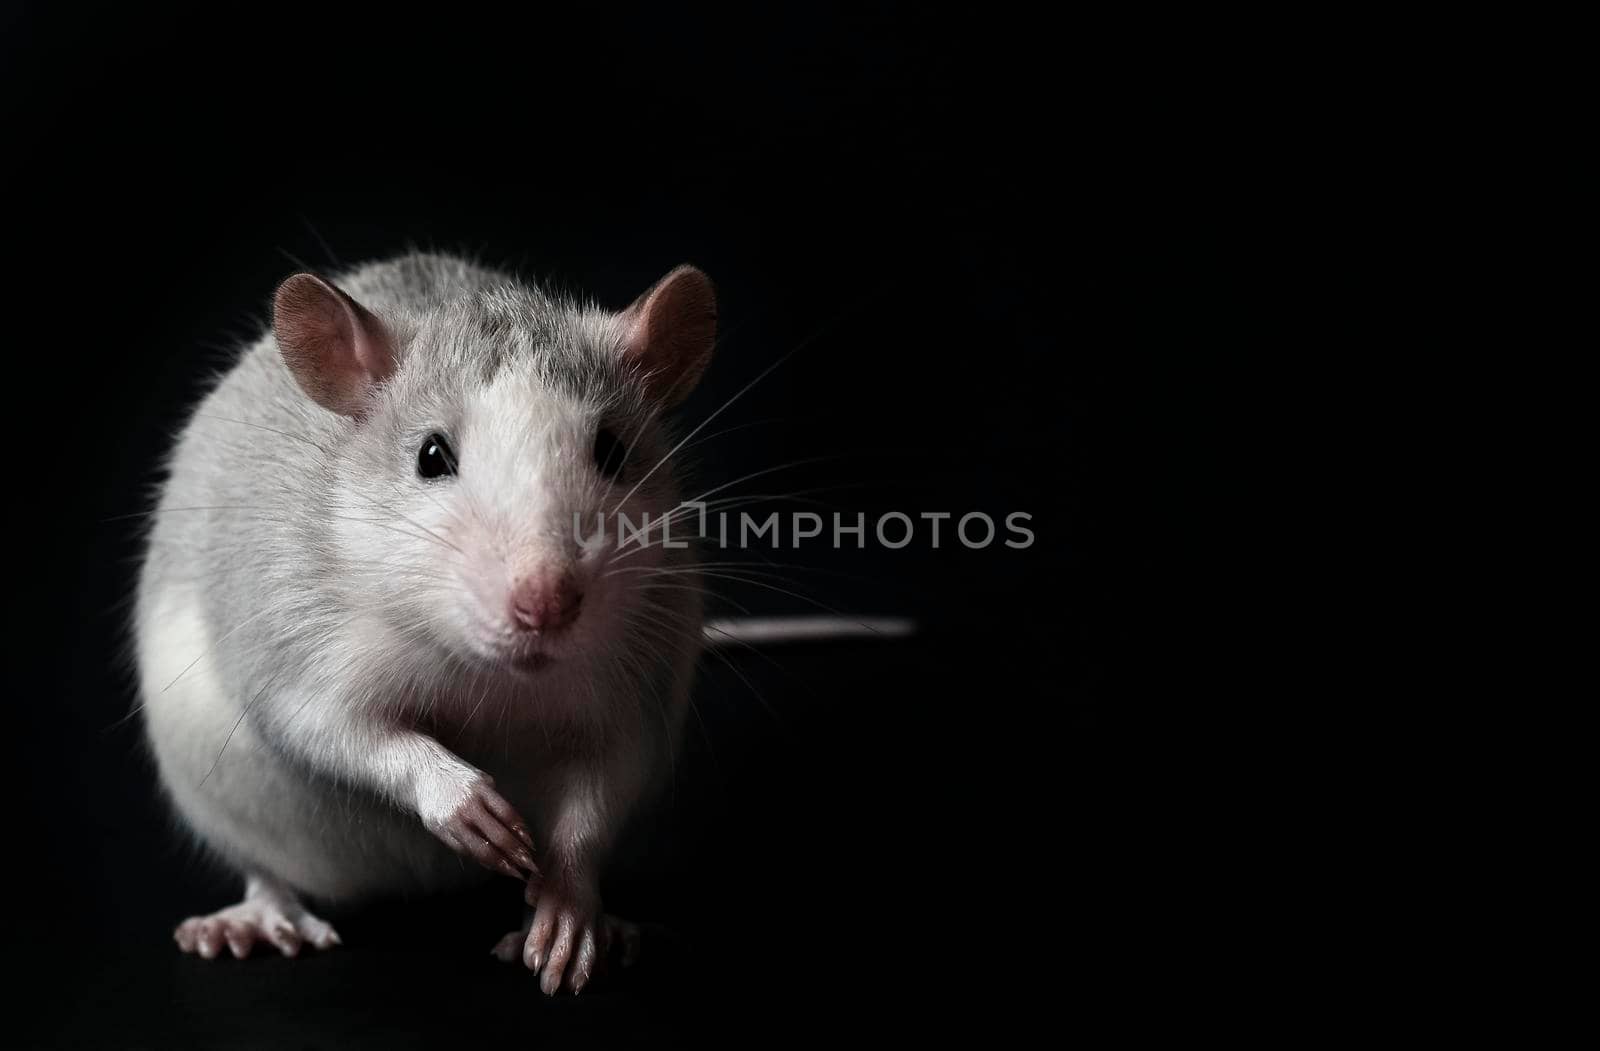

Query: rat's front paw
left=522, top=875, right=602, bottom=994
left=418, top=773, right=538, bottom=881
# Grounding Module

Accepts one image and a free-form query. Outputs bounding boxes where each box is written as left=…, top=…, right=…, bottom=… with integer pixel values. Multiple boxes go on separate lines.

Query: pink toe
left=225, top=925, right=256, bottom=959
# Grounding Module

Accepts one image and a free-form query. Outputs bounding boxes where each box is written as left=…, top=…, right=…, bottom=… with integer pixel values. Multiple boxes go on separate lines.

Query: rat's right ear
left=272, top=273, right=395, bottom=418
left=617, top=266, right=717, bottom=408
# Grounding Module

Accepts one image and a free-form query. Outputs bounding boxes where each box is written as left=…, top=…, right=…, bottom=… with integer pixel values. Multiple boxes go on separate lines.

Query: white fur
left=137, top=254, right=700, bottom=914
left=136, top=254, right=893, bottom=977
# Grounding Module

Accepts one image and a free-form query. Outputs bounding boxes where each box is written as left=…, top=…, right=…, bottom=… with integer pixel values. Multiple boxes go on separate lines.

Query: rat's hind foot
left=489, top=912, right=641, bottom=980
left=602, top=914, right=643, bottom=969
left=489, top=927, right=527, bottom=962
left=173, top=874, right=341, bottom=960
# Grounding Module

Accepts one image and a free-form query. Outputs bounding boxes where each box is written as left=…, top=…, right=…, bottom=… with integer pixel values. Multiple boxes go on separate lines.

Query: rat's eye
left=593, top=427, right=626, bottom=481
left=417, top=433, right=457, bottom=479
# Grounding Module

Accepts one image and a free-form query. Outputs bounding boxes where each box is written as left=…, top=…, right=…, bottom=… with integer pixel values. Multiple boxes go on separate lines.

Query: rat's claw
left=541, top=912, right=580, bottom=995
left=571, top=925, right=600, bottom=993
left=453, top=825, right=518, bottom=878
left=427, top=777, right=538, bottom=880
left=223, top=921, right=258, bottom=959
left=463, top=796, right=538, bottom=874
left=174, top=887, right=341, bottom=962
left=495, top=908, right=639, bottom=988
left=523, top=913, right=550, bottom=974
left=297, top=913, right=341, bottom=950
left=521, top=878, right=601, bottom=994
left=264, top=919, right=302, bottom=957
left=194, top=918, right=224, bottom=959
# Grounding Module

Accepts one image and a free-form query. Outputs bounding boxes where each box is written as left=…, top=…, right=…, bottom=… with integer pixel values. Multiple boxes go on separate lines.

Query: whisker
left=197, top=671, right=282, bottom=789
left=608, top=332, right=818, bottom=516
left=162, top=604, right=282, bottom=692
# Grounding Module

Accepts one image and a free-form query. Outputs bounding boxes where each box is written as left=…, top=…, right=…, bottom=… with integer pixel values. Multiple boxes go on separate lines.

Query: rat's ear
left=618, top=265, right=717, bottom=407
left=273, top=273, right=395, bottom=418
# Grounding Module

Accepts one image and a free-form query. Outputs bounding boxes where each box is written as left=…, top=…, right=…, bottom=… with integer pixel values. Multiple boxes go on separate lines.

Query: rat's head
left=272, top=259, right=714, bottom=678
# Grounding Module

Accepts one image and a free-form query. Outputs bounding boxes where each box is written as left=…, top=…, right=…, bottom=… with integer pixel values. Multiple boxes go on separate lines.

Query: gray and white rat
left=135, top=252, right=718, bottom=993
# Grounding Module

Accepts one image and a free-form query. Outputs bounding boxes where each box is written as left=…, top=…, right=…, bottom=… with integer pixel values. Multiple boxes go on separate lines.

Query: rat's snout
left=509, top=572, right=584, bottom=634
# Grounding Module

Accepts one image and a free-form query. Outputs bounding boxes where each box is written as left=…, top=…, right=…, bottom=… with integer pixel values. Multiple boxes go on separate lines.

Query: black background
left=6, top=4, right=1253, bottom=1044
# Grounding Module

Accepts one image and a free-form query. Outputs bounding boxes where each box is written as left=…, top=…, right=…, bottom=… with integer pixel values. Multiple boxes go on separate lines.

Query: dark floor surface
left=19, top=631, right=1158, bottom=1046
left=6, top=9, right=1241, bottom=1040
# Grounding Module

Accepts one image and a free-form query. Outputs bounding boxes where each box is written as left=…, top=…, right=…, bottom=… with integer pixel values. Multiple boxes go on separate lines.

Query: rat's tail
left=702, top=616, right=916, bottom=648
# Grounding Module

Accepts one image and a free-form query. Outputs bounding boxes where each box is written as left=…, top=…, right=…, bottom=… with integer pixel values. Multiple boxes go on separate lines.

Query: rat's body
left=136, top=253, right=714, bottom=991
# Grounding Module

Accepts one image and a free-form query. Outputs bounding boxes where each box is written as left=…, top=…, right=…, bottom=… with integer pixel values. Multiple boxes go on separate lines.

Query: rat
left=135, top=252, right=720, bottom=994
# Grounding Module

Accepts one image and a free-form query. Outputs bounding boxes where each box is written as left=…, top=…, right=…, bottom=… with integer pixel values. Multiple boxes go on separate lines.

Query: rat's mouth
left=508, top=650, right=554, bottom=673
left=460, top=629, right=560, bottom=676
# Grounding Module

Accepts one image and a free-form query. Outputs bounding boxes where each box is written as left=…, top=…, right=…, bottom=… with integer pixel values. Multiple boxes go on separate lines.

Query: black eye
left=593, top=427, right=626, bottom=480
left=417, top=432, right=457, bottom=479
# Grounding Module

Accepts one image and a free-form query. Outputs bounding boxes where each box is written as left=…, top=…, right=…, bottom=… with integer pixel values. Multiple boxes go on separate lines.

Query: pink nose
left=509, top=573, right=583, bottom=634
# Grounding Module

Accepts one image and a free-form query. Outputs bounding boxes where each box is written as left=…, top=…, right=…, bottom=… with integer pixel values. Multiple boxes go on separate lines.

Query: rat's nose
left=509, top=573, right=583, bottom=634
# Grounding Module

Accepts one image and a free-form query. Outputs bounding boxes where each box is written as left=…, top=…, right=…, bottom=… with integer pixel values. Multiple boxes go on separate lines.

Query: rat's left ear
left=618, top=265, right=717, bottom=407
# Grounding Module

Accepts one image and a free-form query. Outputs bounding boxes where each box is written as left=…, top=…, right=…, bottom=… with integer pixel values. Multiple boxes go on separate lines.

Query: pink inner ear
left=621, top=265, right=717, bottom=407
left=273, top=274, right=394, bottom=417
